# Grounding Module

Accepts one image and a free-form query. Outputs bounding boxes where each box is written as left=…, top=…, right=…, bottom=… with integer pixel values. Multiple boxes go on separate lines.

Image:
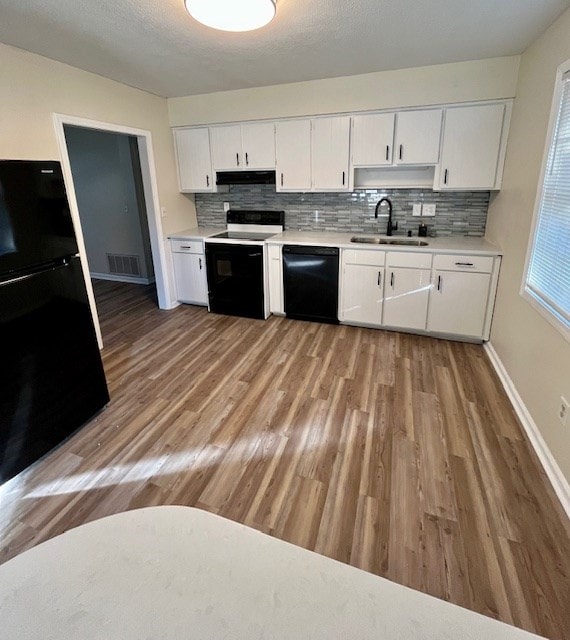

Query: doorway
left=64, top=126, right=155, bottom=288
left=53, top=114, right=174, bottom=348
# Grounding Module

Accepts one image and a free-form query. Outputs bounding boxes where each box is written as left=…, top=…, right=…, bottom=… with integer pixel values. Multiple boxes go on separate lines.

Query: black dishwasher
left=282, top=245, right=339, bottom=324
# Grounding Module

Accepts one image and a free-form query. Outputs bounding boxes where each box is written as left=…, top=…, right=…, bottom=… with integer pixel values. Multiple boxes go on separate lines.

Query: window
left=523, top=65, right=570, bottom=338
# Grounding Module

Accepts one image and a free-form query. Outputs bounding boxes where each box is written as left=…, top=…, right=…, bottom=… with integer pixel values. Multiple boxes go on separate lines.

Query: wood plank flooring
left=1, top=280, right=568, bottom=639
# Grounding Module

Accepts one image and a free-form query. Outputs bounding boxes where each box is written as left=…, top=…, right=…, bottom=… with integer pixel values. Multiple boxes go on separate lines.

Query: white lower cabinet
left=426, top=253, right=497, bottom=339
left=382, top=252, right=432, bottom=331
left=339, top=249, right=384, bottom=325
left=171, top=239, right=208, bottom=305
left=427, top=271, right=491, bottom=337
left=268, top=244, right=284, bottom=314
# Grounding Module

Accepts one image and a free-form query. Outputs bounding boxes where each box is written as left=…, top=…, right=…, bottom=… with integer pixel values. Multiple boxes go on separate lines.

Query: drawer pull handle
left=390, top=272, right=394, bottom=288
left=377, top=271, right=382, bottom=287
left=385, top=145, right=390, bottom=161
left=399, top=144, right=403, bottom=161
left=199, top=258, right=203, bottom=270
left=236, top=153, right=240, bottom=167
left=437, top=275, right=442, bottom=291
left=181, top=246, right=192, bottom=249
left=206, top=175, right=210, bottom=187
left=245, top=152, right=249, bottom=166
left=455, top=262, right=475, bottom=267
left=444, top=169, right=448, bottom=185
left=281, top=173, right=284, bottom=187
left=342, top=171, right=345, bottom=186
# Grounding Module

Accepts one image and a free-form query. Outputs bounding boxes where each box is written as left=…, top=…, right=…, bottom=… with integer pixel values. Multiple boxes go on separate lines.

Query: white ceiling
left=0, top=0, right=568, bottom=98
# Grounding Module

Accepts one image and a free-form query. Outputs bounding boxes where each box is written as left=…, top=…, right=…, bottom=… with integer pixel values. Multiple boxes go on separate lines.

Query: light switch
left=412, top=203, right=422, bottom=217
left=423, top=204, right=436, bottom=216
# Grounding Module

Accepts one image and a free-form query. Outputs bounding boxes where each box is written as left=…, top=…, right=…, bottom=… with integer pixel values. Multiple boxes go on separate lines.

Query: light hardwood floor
left=1, top=280, right=568, bottom=639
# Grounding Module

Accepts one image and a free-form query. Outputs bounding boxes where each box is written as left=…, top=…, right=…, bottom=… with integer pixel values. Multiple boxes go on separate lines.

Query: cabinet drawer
left=433, top=254, right=494, bottom=273
left=386, top=251, right=432, bottom=269
left=171, top=239, right=204, bottom=255
left=343, top=249, right=385, bottom=266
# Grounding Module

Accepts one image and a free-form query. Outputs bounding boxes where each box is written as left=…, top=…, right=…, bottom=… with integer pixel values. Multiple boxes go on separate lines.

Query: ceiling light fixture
left=185, top=0, right=276, bottom=33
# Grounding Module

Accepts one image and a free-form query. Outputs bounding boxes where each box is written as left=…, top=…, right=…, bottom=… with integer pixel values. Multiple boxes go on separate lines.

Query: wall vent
left=107, top=253, right=141, bottom=277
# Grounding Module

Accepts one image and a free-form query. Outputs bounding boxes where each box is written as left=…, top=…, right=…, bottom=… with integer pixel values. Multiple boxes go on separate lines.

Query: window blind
left=527, top=71, right=570, bottom=327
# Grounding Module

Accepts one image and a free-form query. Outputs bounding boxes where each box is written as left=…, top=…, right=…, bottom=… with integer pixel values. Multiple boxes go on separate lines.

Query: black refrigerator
left=0, top=160, right=109, bottom=483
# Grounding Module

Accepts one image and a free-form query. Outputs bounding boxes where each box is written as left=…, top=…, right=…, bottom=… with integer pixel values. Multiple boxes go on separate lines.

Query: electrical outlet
left=223, top=201, right=230, bottom=213
left=559, top=396, right=569, bottom=426
left=423, top=204, right=436, bottom=217
left=412, top=203, right=422, bottom=217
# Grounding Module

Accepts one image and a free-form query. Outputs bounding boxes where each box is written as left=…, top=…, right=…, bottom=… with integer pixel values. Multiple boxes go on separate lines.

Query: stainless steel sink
left=350, top=236, right=428, bottom=247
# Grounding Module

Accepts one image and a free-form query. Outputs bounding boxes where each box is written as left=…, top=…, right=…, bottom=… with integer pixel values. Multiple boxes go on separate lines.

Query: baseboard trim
left=91, top=272, right=153, bottom=285
left=484, top=342, right=570, bottom=519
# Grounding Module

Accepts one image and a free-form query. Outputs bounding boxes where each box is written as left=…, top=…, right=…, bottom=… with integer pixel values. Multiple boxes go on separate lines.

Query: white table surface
left=0, top=506, right=544, bottom=640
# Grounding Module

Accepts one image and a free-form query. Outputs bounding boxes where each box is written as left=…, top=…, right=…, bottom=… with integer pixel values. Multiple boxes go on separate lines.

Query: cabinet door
left=383, top=267, right=430, bottom=330
left=174, top=128, right=214, bottom=192
left=428, top=271, right=491, bottom=337
left=210, top=124, right=243, bottom=171
left=275, top=119, right=312, bottom=191
left=395, top=109, right=442, bottom=165
left=241, top=122, right=276, bottom=169
left=311, top=116, right=351, bottom=191
left=351, top=113, right=395, bottom=166
left=438, top=104, right=505, bottom=189
left=172, top=252, right=208, bottom=305
left=341, top=263, right=384, bottom=325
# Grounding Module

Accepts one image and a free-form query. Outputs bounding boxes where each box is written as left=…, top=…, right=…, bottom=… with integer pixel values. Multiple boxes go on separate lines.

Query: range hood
left=216, top=170, right=276, bottom=185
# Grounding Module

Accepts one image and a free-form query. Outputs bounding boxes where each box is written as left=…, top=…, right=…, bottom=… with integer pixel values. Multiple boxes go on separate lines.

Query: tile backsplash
left=195, top=186, right=490, bottom=236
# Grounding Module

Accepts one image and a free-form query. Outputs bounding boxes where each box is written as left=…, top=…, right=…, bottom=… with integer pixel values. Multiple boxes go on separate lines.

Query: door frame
left=53, top=113, right=174, bottom=348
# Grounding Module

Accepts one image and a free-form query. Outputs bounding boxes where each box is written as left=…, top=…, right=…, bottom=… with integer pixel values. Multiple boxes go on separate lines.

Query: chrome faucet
left=375, top=198, right=398, bottom=236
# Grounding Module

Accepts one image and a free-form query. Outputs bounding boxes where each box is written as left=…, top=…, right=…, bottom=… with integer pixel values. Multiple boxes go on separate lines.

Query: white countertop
left=0, top=506, right=543, bottom=640
left=267, top=230, right=502, bottom=255
left=169, top=227, right=501, bottom=255
left=168, top=226, right=224, bottom=240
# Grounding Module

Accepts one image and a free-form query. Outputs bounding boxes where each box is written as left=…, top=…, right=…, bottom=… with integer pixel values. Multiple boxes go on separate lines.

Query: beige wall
left=168, top=56, right=520, bottom=126
left=486, top=9, right=570, bottom=480
left=0, top=43, right=196, bottom=235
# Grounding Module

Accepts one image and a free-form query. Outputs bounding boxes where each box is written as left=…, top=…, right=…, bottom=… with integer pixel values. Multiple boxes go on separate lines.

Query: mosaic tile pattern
left=195, top=186, right=490, bottom=237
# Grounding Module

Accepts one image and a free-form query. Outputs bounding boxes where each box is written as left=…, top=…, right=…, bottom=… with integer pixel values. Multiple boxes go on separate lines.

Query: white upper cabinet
left=437, top=104, right=506, bottom=190
left=210, top=125, right=243, bottom=171
left=174, top=128, right=214, bottom=193
left=173, top=100, right=511, bottom=193
left=351, top=113, right=395, bottom=166
left=241, top=122, right=276, bottom=169
left=275, top=119, right=312, bottom=191
left=210, top=122, right=276, bottom=171
left=395, top=109, right=442, bottom=165
left=311, top=116, right=351, bottom=191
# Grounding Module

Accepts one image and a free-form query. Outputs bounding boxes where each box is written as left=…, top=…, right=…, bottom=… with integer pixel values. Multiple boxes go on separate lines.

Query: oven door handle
left=247, top=252, right=262, bottom=257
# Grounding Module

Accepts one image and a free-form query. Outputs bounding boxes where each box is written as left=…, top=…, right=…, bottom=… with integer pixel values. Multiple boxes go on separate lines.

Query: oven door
left=205, top=243, right=265, bottom=319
